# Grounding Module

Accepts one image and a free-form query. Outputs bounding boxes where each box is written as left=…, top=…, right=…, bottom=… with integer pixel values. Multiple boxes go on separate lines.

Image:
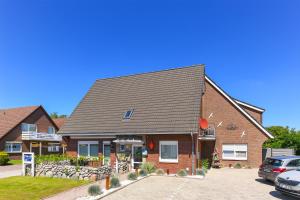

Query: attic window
left=123, top=109, right=134, bottom=119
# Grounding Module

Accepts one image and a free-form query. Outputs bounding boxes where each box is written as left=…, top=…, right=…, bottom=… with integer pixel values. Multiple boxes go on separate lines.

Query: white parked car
left=275, top=168, right=300, bottom=198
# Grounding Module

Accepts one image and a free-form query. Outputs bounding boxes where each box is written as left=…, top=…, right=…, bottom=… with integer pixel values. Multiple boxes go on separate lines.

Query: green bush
left=196, top=168, right=206, bottom=176
left=155, top=168, right=165, bottom=175
left=110, top=176, right=120, bottom=188
left=140, top=162, right=156, bottom=174
left=0, top=152, right=9, bottom=166
left=139, top=169, right=148, bottom=177
left=202, top=159, right=209, bottom=170
left=234, top=163, right=242, bottom=169
left=88, top=185, right=102, bottom=196
left=177, top=169, right=188, bottom=177
left=127, top=172, right=137, bottom=180
left=35, top=154, right=69, bottom=164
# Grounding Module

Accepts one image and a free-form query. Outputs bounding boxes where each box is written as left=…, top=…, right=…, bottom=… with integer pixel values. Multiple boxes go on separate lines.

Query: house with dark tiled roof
left=0, top=106, right=64, bottom=159
left=59, top=65, right=273, bottom=174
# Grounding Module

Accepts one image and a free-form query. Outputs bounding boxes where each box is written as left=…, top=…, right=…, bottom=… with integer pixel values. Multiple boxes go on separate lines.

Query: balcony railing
left=199, top=127, right=216, bottom=140
left=22, top=132, right=62, bottom=141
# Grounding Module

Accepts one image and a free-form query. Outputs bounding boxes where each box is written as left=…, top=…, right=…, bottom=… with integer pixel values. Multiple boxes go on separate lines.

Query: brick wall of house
left=201, top=80, right=269, bottom=167
left=0, top=107, right=57, bottom=159
left=239, top=105, right=263, bottom=124
left=146, top=134, right=197, bottom=174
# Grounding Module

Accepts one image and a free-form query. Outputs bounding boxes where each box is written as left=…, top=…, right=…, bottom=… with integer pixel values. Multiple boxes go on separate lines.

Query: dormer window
left=123, top=109, right=134, bottom=119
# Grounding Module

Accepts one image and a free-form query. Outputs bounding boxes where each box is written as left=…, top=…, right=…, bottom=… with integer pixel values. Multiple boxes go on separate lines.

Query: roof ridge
left=96, top=64, right=205, bottom=82
left=0, top=105, right=40, bottom=111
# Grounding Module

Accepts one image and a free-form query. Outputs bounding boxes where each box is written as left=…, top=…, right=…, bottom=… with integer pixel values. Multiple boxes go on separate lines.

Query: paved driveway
left=0, top=165, right=22, bottom=178
left=103, top=168, right=294, bottom=200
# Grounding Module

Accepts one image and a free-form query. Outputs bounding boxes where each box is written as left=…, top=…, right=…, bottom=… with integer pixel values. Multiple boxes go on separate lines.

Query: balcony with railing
left=198, top=125, right=216, bottom=140
left=22, top=132, right=62, bottom=141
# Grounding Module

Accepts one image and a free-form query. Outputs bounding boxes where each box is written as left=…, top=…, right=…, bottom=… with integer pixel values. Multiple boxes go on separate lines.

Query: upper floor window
left=21, top=123, right=37, bottom=133
left=48, top=126, right=56, bottom=134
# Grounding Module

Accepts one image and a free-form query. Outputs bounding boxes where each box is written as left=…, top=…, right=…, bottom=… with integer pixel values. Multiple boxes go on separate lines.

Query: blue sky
left=0, top=0, right=299, bottom=129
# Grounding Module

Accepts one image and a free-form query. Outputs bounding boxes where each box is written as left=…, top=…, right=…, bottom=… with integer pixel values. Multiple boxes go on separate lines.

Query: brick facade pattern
left=201, top=80, right=268, bottom=167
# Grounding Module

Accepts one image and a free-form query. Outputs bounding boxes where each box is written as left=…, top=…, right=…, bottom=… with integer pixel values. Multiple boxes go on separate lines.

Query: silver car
left=258, top=156, right=300, bottom=182
left=275, top=168, right=300, bottom=198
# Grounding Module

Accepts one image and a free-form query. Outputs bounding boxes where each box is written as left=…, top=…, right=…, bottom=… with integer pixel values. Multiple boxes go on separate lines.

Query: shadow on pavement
left=269, top=191, right=297, bottom=200
left=255, top=178, right=274, bottom=186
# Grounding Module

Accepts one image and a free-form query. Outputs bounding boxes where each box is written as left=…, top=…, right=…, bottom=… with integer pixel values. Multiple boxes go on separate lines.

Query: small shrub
left=35, top=154, right=69, bottom=164
left=177, top=169, right=188, bottom=177
left=127, top=172, right=137, bottom=180
left=196, top=168, right=205, bottom=176
left=202, top=159, right=209, bottom=170
left=139, top=169, right=148, bottom=177
left=155, top=168, right=165, bottom=175
left=0, top=152, right=9, bottom=166
left=110, top=176, right=120, bottom=188
left=140, top=162, right=156, bottom=174
left=88, top=185, right=102, bottom=196
left=234, top=163, right=242, bottom=169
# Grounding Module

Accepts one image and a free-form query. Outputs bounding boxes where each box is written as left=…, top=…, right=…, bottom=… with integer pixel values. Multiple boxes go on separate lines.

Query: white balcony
left=22, top=132, right=62, bottom=141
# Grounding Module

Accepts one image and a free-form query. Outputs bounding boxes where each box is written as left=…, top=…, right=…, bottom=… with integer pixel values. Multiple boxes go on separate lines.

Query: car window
left=263, top=158, right=283, bottom=167
left=287, top=159, right=300, bottom=167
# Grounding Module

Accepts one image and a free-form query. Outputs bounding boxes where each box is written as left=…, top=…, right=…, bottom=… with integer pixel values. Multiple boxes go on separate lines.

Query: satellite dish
left=199, top=118, right=208, bottom=129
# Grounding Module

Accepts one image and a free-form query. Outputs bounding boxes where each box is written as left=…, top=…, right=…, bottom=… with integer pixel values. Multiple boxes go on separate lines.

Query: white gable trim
left=205, top=76, right=274, bottom=139
left=235, top=100, right=265, bottom=113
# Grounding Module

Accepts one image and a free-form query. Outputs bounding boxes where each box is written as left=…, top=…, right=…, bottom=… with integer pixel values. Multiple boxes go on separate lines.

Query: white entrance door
left=132, top=145, right=143, bottom=169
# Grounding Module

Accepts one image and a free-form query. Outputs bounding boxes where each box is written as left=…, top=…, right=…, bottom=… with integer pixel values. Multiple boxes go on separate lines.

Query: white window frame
left=159, top=141, right=178, bottom=163
left=5, top=141, right=22, bottom=153
left=21, top=123, right=37, bottom=133
left=222, top=144, right=248, bottom=160
left=48, top=126, right=56, bottom=134
left=78, top=141, right=99, bottom=157
left=48, top=143, right=60, bottom=152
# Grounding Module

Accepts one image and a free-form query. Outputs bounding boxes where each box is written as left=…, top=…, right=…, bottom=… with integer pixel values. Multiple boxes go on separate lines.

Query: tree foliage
left=263, top=126, right=300, bottom=155
left=50, top=112, right=67, bottom=119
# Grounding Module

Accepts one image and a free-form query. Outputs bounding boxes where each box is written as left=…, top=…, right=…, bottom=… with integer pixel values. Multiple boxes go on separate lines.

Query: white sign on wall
left=22, top=152, right=35, bottom=177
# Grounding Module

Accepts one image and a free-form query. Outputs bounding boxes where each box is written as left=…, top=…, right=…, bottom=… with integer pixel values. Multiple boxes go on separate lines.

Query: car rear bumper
left=276, top=186, right=300, bottom=198
left=258, top=170, right=277, bottom=182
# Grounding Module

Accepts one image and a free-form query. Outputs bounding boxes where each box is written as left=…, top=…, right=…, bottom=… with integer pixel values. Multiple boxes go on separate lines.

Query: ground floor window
left=159, top=141, right=178, bottom=163
left=5, top=141, right=22, bottom=153
left=222, top=144, right=247, bottom=160
left=78, top=141, right=99, bottom=157
left=48, top=143, right=60, bottom=152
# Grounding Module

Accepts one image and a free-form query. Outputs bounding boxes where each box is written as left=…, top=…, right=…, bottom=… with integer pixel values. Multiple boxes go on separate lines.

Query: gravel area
left=102, top=168, right=295, bottom=200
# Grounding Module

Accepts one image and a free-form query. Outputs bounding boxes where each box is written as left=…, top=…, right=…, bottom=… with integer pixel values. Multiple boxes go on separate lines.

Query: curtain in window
left=161, top=144, right=177, bottom=159
left=79, top=144, right=88, bottom=156
left=90, top=144, right=99, bottom=157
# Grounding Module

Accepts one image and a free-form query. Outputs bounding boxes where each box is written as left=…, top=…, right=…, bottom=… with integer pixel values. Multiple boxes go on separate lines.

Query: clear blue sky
left=0, top=0, right=299, bottom=129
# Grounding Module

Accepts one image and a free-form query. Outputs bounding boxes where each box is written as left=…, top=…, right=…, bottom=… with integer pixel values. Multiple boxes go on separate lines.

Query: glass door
left=103, top=142, right=111, bottom=165
left=132, top=145, right=143, bottom=169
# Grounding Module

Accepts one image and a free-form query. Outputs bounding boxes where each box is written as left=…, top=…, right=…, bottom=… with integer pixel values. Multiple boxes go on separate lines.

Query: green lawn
left=7, top=159, right=22, bottom=165
left=0, top=176, right=89, bottom=200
